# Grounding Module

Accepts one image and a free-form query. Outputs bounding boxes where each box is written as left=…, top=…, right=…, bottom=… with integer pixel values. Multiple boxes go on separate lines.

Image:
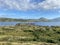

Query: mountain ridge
left=0, top=17, right=60, bottom=22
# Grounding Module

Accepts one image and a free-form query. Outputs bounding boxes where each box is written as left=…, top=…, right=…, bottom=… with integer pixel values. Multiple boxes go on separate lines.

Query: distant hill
left=0, top=18, right=28, bottom=22
left=0, top=17, right=49, bottom=22
left=39, top=17, right=49, bottom=22
left=0, top=17, right=60, bottom=22
left=50, top=17, right=60, bottom=22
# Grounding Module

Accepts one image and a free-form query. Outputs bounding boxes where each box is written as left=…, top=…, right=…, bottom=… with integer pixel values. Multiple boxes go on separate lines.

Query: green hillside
left=0, top=24, right=59, bottom=45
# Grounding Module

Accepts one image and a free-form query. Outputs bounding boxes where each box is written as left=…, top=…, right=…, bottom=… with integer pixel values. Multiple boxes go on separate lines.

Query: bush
left=56, top=31, right=60, bottom=34
left=23, top=30, right=33, bottom=32
left=47, top=39, right=57, bottom=43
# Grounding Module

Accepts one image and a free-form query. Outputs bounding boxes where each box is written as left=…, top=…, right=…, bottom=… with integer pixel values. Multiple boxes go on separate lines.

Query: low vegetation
left=0, top=23, right=60, bottom=45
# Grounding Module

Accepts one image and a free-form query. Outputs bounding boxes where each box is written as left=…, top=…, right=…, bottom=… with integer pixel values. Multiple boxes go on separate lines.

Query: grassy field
left=0, top=24, right=60, bottom=45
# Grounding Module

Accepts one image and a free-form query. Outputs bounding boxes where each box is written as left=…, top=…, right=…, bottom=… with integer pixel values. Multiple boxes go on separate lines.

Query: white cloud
left=38, top=0, right=60, bottom=10
left=0, top=0, right=32, bottom=10
left=0, top=0, right=60, bottom=11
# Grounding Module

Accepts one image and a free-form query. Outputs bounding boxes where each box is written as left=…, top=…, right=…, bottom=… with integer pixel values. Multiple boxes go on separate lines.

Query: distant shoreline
left=0, top=17, right=60, bottom=22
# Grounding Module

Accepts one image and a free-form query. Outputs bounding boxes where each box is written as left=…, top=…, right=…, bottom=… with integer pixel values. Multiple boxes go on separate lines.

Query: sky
left=0, top=0, right=60, bottom=19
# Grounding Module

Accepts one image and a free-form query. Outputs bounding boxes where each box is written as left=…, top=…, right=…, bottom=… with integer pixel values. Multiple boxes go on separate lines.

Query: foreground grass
left=0, top=42, right=58, bottom=45
left=0, top=24, right=60, bottom=45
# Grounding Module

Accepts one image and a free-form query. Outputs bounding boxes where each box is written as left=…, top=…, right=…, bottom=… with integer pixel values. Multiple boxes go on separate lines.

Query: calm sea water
left=34, top=22, right=60, bottom=26
left=0, top=22, right=60, bottom=26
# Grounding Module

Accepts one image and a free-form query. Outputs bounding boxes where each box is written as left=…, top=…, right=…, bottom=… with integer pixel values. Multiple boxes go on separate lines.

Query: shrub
left=46, top=39, right=57, bottom=43
left=23, top=30, right=33, bottom=32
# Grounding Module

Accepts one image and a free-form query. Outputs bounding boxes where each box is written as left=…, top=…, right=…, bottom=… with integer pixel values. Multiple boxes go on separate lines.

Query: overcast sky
left=0, top=0, right=60, bottom=19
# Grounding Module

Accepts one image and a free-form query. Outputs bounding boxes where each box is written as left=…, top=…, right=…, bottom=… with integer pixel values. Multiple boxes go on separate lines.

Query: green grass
left=0, top=24, right=59, bottom=45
